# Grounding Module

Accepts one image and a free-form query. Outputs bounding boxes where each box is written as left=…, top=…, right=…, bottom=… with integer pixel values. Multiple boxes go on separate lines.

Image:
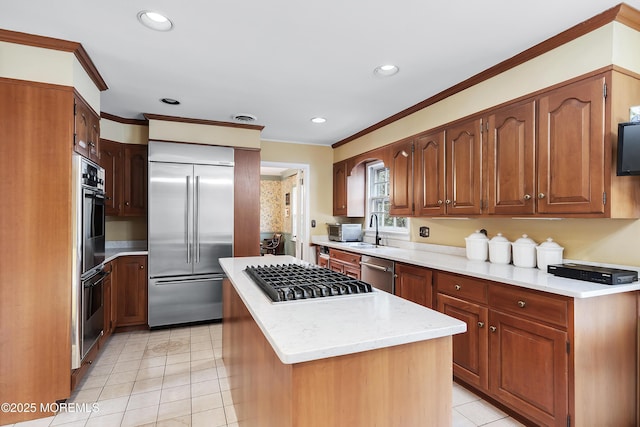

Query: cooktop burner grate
left=244, top=264, right=373, bottom=302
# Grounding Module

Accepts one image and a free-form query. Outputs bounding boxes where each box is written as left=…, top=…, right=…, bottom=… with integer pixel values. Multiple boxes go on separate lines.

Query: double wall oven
left=71, top=155, right=106, bottom=369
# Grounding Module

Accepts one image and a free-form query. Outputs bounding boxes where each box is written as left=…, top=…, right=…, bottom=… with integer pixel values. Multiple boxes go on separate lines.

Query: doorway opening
left=260, top=162, right=311, bottom=262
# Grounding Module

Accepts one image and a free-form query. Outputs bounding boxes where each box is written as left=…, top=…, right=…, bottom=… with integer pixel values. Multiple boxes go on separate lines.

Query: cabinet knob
left=537, top=193, right=546, bottom=199
left=477, top=321, right=484, bottom=328
left=445, top=199, right=451, bottom=205
left=489, top=326, right=497, bottom=333
left=125, top=201, right=130, bottom=206
left=517, top=300, right=526, bottom=308
left=523, top=194, right=532, bottom=200
left=454, top=284, right=461, bottom=291
left=437, top=199, right=443, bottom=205
left=140, top=265, right=144, bottom=269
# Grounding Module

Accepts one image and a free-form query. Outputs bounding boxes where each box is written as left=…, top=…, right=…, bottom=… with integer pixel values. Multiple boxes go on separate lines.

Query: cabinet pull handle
left=125, top=201, right=130, bottom=206
left=454, top=284, right=461, bottom=291
left=523, top=194, right=531, bottom=200
left=517, top=300, right=526, bottom=308
left=437, top=199, right=443, bottom=205
left=477, top=322, right=484, bottom=328
left=489, top=326, right=497, bottom=332
left=140, top=265, right=144, bottom=269
left=445, top=199, right=451, bottom=205
left=538, top=193, right=546, bottom=199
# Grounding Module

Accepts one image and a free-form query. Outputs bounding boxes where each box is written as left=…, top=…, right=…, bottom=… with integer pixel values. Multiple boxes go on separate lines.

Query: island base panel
left=222, top=279, right=454, bottom=427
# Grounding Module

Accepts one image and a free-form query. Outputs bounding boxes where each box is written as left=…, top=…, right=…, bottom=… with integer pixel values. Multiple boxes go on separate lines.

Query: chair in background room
left=261, top=233, right=284, bottom=255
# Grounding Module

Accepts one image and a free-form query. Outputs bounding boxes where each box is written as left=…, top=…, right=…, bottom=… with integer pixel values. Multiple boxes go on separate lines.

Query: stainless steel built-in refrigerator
left=148, top=141, right=233, bottom=328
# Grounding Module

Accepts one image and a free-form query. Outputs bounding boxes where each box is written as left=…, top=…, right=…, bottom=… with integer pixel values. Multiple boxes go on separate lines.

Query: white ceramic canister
left=512, top=234, right=537, bottom=268
left=465, top=230, right=489, bottom=261
left=536, top=238, right=564, bottom=271
left=488, top=233, right=512, bottom=264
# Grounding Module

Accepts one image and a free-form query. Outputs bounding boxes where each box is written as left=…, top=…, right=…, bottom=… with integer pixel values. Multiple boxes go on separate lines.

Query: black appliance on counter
left=547, top=263, right=638, bottom=285
left=244, top=264, right=373, bottom=302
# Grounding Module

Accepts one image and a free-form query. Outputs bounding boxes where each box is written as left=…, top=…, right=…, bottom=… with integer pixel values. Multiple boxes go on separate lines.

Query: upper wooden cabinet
left=537, top=75, right=606, bottom=215
left=99, top=139, right=148, bottom=217
left=414, top=130, right=446, bottom=216
left=73, top=95, right=100, bottom=162
left=446, top=117, right=483, bottom=215
left=486, top=100, right=536, bottom=215
left=388, top=138, right=414, bottom=216
left=333, top=160, right=365, bottom=217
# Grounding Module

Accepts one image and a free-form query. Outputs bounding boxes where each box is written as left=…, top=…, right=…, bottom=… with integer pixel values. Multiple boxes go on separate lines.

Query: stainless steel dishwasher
left=360, top=255, right=395, bottom=294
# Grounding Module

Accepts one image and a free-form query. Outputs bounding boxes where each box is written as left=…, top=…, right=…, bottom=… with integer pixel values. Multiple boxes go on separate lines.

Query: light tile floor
left=3, top=324, right=525, bottom=427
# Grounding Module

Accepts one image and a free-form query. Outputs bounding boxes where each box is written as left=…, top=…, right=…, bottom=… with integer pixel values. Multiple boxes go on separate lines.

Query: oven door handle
left=83, top=271, right=108, bottom=288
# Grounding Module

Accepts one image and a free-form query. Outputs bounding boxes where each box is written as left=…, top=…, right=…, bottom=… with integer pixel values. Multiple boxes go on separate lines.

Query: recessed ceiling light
left=232, top=113, right=257, bottom=122
left=161, top=98, right=180, bottom=105
left=373, top=64, right=399, bottom=77
left=137, top=10, right=173, bottom=31
left=311, top=117, right=327, bottom=124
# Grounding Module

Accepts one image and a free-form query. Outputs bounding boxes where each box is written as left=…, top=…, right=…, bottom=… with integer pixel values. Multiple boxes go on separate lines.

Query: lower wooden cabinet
left=394, top=262, right=433, bottom=308
left=328, top=248, right=361, bottom=279
left=488, top=310, right=568, bottom=426
left=116, top=255, right=148, bottom=327
left=435, top=272, right=638, bottom=427
left=437, top=293, right=488, bottom=389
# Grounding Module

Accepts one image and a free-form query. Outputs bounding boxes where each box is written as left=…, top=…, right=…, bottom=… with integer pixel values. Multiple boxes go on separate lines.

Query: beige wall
left=332, top=21, right=640, bottom=267
left=0, top=41, right=100, bottom=112
left=260, top=140, right=334, bottom=236
left=148, top=119, right=261, bottom=148
left=101, top=118, right=149, bottom=145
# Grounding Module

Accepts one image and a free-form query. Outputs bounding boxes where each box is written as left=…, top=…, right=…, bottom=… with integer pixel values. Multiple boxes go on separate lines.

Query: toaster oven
left=327, top=223, right=362, bottom=242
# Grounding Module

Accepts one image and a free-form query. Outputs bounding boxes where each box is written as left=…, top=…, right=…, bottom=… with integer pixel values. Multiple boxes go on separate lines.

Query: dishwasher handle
left=360, top=261, right=391, bottom=272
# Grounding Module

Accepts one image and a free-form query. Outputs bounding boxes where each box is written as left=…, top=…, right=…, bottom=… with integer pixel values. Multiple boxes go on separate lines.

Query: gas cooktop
left=244, top=264, right=373, bottom=302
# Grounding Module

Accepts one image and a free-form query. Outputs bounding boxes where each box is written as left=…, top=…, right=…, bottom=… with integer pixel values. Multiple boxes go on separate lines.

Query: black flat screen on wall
left=617, top=121, right=640, bottom=176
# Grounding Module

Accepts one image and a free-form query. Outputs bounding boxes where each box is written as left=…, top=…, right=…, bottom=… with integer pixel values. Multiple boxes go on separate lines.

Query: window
left=367, top=161, right=408, bottom=231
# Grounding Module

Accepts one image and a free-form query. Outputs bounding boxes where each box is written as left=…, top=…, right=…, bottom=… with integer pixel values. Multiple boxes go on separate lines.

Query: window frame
left=365, top=161, right=409, bottom=235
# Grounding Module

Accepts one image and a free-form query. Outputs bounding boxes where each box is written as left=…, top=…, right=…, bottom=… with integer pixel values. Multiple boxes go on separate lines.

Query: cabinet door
left=414, top=131, right=446, bottom=216
left=73, top=96, right=100, bottom=161
left=489, top=310, right=568, bottom=427
left=388, top=138, right=414, bottom=216
left=99, top=139, right=123, bottom=216
left=538, top=76, right=606, bottom=215
left=343, top=264, right=361, bottom=279
left=446, top=117, right=482, bottom=215
left=395, top=263, right=433, bottom=308
left=123, top=144, right=148, bottom=216
left=437, top=293, right=488, bottom=390
left=329, top=260, right=344, bottom=274
left=487, top=101, right=536, bottom=215
left=333, top=161, right=347, bottom=216
left=116, top=255, right=148, bottom=327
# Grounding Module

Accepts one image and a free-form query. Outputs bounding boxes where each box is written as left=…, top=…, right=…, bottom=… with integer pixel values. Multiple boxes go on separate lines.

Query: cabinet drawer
left=436, top=272, right=488, bottom=304
left=489, top=285, right=569, bottom=328
left=329, top=249, right=361, bottom=267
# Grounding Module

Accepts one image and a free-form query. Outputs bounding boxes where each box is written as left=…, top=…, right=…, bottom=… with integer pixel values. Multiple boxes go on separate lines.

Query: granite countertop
left=220, top=255, right=467, bottom=365
left=311, top=236, right=640, bottom=299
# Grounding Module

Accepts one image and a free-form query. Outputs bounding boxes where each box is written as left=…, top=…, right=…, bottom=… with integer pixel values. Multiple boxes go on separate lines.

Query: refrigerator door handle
left=195, top=175, right=200, bottom=263
left=186, top=175, right=191, bottom=264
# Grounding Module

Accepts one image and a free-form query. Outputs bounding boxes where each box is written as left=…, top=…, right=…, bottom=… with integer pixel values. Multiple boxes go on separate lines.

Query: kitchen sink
left=344, top=242, right=378, bottom=249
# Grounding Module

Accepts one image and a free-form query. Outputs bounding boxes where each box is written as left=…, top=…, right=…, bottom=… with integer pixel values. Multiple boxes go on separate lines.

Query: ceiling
left=2, top=1, right=639, bottom=146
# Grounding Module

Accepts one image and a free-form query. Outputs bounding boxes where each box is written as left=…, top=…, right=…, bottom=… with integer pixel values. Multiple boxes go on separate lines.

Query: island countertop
left=220, top=255, right=466, bottom=364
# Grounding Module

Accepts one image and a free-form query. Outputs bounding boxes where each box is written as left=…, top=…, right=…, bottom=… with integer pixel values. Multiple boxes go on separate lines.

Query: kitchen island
left=220, top=255, right=466, bottom=427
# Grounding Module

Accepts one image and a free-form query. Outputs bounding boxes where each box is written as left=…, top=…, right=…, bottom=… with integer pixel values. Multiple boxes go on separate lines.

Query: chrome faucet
left=369, top=214, right=381, bottom=246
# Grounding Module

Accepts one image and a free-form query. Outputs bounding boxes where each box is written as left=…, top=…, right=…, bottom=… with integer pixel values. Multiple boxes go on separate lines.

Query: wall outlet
left=419, top=226, right=429, bottom=238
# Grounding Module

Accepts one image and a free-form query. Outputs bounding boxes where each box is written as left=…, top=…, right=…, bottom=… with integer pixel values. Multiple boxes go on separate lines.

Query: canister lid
left=537, top=238, right=563, bottom=250
left=489, top=233, right=510, bottom=243
left=513, top=234, right=537, bottom=246
left=466, top=230, right=489, bottom=241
